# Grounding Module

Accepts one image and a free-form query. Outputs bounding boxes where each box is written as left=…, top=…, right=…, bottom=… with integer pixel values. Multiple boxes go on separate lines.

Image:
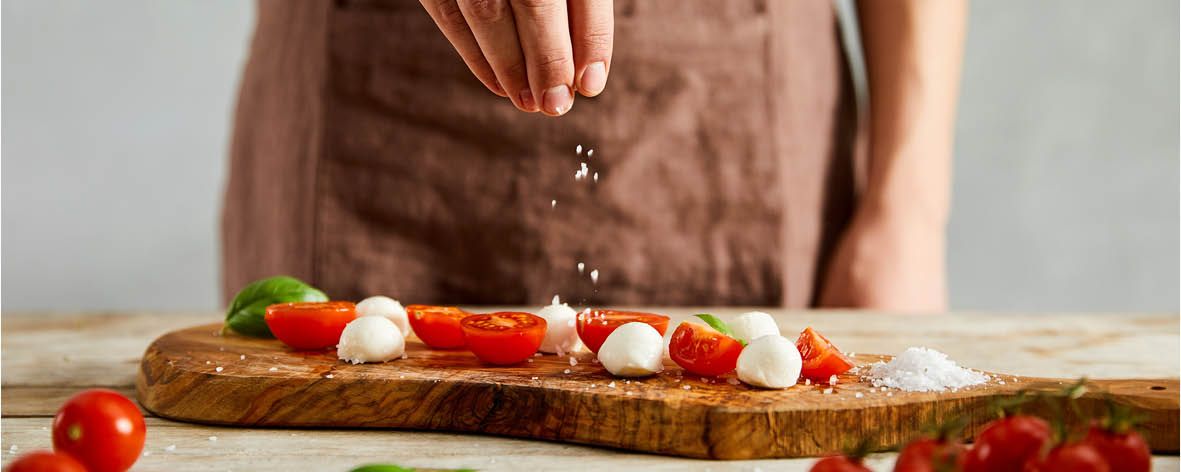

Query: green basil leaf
left=224, top=275, right=328, bottom=337
left=693, top=313, right=741, bottom=343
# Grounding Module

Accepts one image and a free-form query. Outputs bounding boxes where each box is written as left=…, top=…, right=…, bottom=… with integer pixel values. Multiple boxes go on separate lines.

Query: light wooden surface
left=3, top=310, right=1179, bottom=471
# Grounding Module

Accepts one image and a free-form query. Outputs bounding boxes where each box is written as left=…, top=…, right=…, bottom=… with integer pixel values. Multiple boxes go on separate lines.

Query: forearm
left=856, top=0, right=967, bottom=228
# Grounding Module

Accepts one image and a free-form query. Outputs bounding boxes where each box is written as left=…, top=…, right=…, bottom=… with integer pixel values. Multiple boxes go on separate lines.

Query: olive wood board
left=136, top=324, right=1179, bottom=460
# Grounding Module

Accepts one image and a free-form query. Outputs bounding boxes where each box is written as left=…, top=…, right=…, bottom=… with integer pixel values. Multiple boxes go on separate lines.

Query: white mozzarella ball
left=736, top=335, right=802, bottom=389
left=337, top=315, right=405, bottom=365
left=356, top=295, right=410, bottom=336
left=537, top=296, right=583, bottom=354
left=597, top=322, right=664, bottom=377
left=730, top=311, right=780, bottom=344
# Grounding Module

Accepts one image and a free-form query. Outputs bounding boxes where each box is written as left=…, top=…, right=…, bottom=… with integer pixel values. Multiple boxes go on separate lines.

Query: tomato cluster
left=8, top=389, right=146, bottom=472
left=807, top=394, right=1151, bottom=472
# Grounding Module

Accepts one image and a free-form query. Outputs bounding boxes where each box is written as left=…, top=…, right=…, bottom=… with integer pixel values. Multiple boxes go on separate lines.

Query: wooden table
left=3, top=310, right=1178, bottom=471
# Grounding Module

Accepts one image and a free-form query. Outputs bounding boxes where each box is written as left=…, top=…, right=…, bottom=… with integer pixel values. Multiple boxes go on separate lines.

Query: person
left=222, top=0, right=966, bottom=312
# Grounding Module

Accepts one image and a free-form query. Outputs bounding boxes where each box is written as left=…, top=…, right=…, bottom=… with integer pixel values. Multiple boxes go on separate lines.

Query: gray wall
left=2, top=1, right=1177, bottom=312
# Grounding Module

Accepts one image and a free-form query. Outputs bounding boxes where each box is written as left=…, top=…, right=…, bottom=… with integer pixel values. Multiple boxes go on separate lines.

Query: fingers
left=569, top=0, right=613, bottom=97
left=420, top=0, right=507, bottom=97
left=509, top=0, right=575, bottom=116
left=457, top=0, right=536, bottom=112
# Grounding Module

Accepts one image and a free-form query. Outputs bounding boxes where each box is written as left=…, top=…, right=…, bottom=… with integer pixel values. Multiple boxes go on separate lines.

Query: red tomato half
left=52, top=389, right=145, bottom=472
left=576, top=309, right=670, bottom=354
left=460, top=312, right=547, bottom=365
left=6, top=450, right=87, bottom=472
left=264, top=301, right=356, bottom=350
left=407, top=305, right=472, bottom=348
left=668, top=321, right=743, bottom=376
left=795, top=327, right=855, bottom=380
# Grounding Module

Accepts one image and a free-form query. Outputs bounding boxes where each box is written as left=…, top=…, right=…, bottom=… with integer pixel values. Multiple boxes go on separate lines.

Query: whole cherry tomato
left=1024, top=442, right=1111, bottom=472
left=52, top=389, right=146, bottom=472
left=962, top=415, right=1051, bottom=472
left=5, top=450, right=87, bottom=472
left=809, top=455, right=872, bottom=472
left=264, top=301, right=356, bottom=350
left=894, top=436, right=966, bottom=472
left=1081, top=423, right=1151, bottom=472
left=461, top=312, right=546, bottom=365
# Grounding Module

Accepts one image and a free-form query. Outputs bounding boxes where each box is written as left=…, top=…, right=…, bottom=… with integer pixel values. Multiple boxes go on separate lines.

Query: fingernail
left=490, top=80, right=505, bottom=96
left=518, top=89, right=538, bottom=111
left=580, top=62, right=607, bottom=96
left=542, top=84, right=573, bottom=116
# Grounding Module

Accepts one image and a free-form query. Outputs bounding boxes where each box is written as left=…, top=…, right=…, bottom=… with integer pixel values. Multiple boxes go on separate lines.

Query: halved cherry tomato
left=407, top=305, right=472, bottom=348
left=669, top=321, right=743, bottom=376
left=264, top=301, right=356, bottom=350
left=6, top=450, right=87, bottom=472
left=460, top=312, right=547, bottom=365
left=52, top=389, right=145, bottom=472
left=576, top=309, right=670, bottom=354
left=795, top=327, right=855, bottom=380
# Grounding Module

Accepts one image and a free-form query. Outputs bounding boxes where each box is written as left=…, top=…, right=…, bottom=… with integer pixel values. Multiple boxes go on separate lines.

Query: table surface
left=2, top=309, right=1178, bottom=471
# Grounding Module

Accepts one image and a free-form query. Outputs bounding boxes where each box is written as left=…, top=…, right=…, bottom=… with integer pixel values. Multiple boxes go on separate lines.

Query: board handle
left=1015, top=378, right=1178, bottom=453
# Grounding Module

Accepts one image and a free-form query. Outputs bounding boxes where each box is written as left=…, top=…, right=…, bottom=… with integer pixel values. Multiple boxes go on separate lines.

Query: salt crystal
left=864, top=347, right=988, bottom=392
left=564, top=369, right=571, bottom=374
left=880, top=386, right=887, bottom=392
left=325, top=374, right=334, bottom=379
left=727, top=378, right=740, bottom=385
left=626, top=391, right=633, bottom=395
left=998, top=380, right=1006, bottom=385
left=209, top=436, right=218, bottom=441
left=531, top=376, right=539, bottom=380
left=587, top=149, right=594, bottom=157
left=401, top=353, right=408, bottom=359
left=590, top=269, right=599, bottom=284
left=534, top=352, right=542, bottom=357
left=268, top=367, right=278, bottom=372
left=823, top=388, right=833, bottom=395
left=143, top=451, right=152, bottom=457
left=829, top=375, right=838, bottom=385
left=855, top=392, right=864, bottom=398
left=682, top=385, right=691, bottom=390
left=593, top=172, right=599, bottom=183
left=239, top=355, right=246, bottom=360
left=569, top=357, right=577, bottom=366
left=576, top=145, right=583, bottom=154
left=805, top=378, right=811, bottom=386
left=9, top=445, right=17, bottom=454
left=577, top=262, right=585, bottom=274
left=607, top=381, right=616, bottom=388
left=551, top=199, right=557, bottom=208
left=206, top=361, right=211, bottom=365
left=887, top=392, right=893, bottom=397
left=165, top=445, right=176, bottom=452
left=527, top=359, right=534, bottom=363
left=215, top=367, right=224, bottom=372
left=591, top=384, right=597, bottom=388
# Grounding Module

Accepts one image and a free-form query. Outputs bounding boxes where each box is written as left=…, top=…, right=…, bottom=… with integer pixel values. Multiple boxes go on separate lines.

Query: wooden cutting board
left=135, top=324, right=1178, bottom=460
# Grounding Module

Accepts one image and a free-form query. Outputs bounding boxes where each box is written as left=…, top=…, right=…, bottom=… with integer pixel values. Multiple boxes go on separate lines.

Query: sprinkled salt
left=269, top=367, right=278, bottom=372
left=607, top=381, right=616, bottom=388
left=325, top=374, right=334, bottom=379
left=823, top=388, right=834, bottom=395
left=587, top=149, right=594, bottom=157
left=829, top=375, right=838, bottom=385
left=576, top=144, right=583, bottom=154
left=9, top=445, right=17, bottom=454
left=855, top=392, right=864, bottom=398
left=682, top=385, right=691, bottom=390
left=209, top=436, right=218, bottom=441
left=865, top=347, right=988, bottom=392
left=593, top=172, right=599, bottom=182
left=165, top=445, right=176, bottom=452
left=143, top=451, right=152, bottom=457
left=590, top=269, right=599, bottom=284
left=564, top=369, right=571, bottom=374
left=531, top=376, right=539, bottom=380
left=805, top=378, right=812, bottom=386
left=577, top=262, right=585, bottom=274
left=551, top=199, right=556, bottom=208
left=215, top=367, right=224, bottom=373
left=569, top=357, right=578, bottom=366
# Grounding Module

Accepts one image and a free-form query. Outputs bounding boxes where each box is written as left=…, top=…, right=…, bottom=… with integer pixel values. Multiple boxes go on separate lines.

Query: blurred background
left=2, top=0, right=1177, bottom=312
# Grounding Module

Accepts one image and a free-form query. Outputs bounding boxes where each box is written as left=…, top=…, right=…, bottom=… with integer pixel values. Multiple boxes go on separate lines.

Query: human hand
left=817, top=205, right=948, bottom=312
left=420, top=0, right=613, bottom=116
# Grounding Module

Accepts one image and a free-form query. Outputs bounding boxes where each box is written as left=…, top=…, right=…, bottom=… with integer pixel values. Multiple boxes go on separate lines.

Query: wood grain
left=136, top=324, right=1179, bottom=460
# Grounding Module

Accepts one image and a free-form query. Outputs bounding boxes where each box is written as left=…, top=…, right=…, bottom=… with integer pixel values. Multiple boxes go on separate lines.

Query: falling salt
left=590, top=269, right=599, bottom=284
left=576, top=145, right=583, bottom=154
left=551, top=199, right=556, bottom=208
left=865, top=347, right=988, bottom=392
left=593, top=172, right=599, bottom=183
left=577, top=262, right=585, bottom=274
left=587, top=149, right=594, bottom=157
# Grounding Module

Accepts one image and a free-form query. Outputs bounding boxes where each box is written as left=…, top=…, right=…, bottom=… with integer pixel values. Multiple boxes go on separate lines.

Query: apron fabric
left=222, top=0, right=862, bottom=307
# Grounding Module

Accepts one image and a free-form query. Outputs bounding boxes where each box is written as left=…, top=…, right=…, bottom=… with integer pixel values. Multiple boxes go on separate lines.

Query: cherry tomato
left=795, top=327, right=855, bottom=380
left=460, top=312, right=547, bottom=365
left=52, top=389, right=146, bottom=472
left=893, top=437, right=966, bottom=472
left=264, top=301, right=356, bottom=350
left=668, top=321, right=744, bottom=376
left=407, top=305, right=472, bottom=348
left=1023, top=442, right=1111, bottom=472
left=809, top=455, right=872, bottom=472
left=576, top=309, right=669, bottom=354
left=5, top=450, right=87, bottom=472
left=1081, top=424, right=1150, bottom=472
left=962, top=415, right=1051, bottom=472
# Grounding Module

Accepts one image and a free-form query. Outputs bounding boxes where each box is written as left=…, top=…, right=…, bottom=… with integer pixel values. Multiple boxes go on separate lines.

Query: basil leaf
left=693, top=313, right=742, bottom=344
left=224, top=275, right=328, bottom=337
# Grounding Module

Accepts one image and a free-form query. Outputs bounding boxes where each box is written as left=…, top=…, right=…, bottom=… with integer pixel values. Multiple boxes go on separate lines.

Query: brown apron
left=222, top=0, right=861, bottom=307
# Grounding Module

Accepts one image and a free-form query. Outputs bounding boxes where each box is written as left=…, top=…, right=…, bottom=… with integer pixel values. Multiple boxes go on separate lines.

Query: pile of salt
left=865, top=347, right=987, bottom=392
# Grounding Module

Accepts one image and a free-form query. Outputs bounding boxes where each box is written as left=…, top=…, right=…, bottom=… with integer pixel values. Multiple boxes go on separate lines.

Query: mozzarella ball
left=736, top=335, right=802, bottom=389
left=730, top=311, right=780, bottom=344
left=597, top=322, right=664, bottom=377
left=356, top=295, right=410, bottom=336
left=537, top=296, right=583, bottom=354
left=337, top=315, right=405, bottom=365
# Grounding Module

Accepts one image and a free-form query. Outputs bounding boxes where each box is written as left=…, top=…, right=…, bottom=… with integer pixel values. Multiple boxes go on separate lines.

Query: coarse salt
left=682, top=385, right=691, bottom=390
left=607, top=381, right=616, bottom=388
left=855, top=392, right=864, bottom=398
left=577, top=262, right=585, bottom=274
left=829, top=375, right=838, bottom=385
left=587, top=149, right=594, bottom=157
left=805, top=378, right=812, bottom=386
left=590, top=269, right=599, bottom=284
left=209, top=436, right=218, bottom=441
left=325, top=374, right=334, bottom=379
left=531, top=376, right=539, bottom=380
left=215, top=367, right=224, bottom=373
left=576, top=145, right=583, bottom=154
left=569, top=357, right=578, bottom=366
left=865, top=347, right=988, bottom=392
left=551, top=199, right=557, bottom=208
left=269, top=367, right=278, bottom=372
left=165, top=445, right=176, bottom=452
left=564, top=369, right=571, bottom=374
left=240, top=354, right=246, bottom=360
left=593, top=172, right=599, bottom=183
left=823, top=388, right=833, bottom=394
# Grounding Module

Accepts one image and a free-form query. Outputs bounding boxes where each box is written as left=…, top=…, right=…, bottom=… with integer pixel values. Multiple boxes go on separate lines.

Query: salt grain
left=682, top=385, right=691, bottom=390
left=829, top=375, right=838, bottom=385
left=165, top=445, right=176, bottom=452
left=607, top=381, right=616, bottom=388
left=527, top=359, right=534, bottom=363
left=587, top=149, right=594, bottom=157
left=823, top=388, right=833, bottom=395
left=325, top=374, right=334, bottom=379
left=577, top=262, right=585, bottom=274
left=576, top=145, right=583, bottom=154
left=239, top=355, right=246, bottom=360
left=590, top=269, right=599, bottom=284
left=865, top=347, right=988, bottom=392
left=569, top=357, right=578, bottom=366
left=143, top=451, right=152, bottom=457
left=551, top=199, right=557, bottom=208
left=805, top=378, right=811, bottom=386
left=531, top=376, right=539, bottom=380
left=855, top=392, right=864, bottom=398
left=215, top=367, right=224, bottom=373
left=564, top=369, right=571, bottom=374
left=269, top=367, right=278, bottom=372
left=593, top=172, right=599, bottom=183
left=209, top=436, right=218, bottom=441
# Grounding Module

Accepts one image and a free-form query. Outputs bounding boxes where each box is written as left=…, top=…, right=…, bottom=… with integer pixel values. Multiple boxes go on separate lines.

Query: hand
left=420, top=0, right=613, bottom=116
left=817, top=205, right=948, bottom=312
